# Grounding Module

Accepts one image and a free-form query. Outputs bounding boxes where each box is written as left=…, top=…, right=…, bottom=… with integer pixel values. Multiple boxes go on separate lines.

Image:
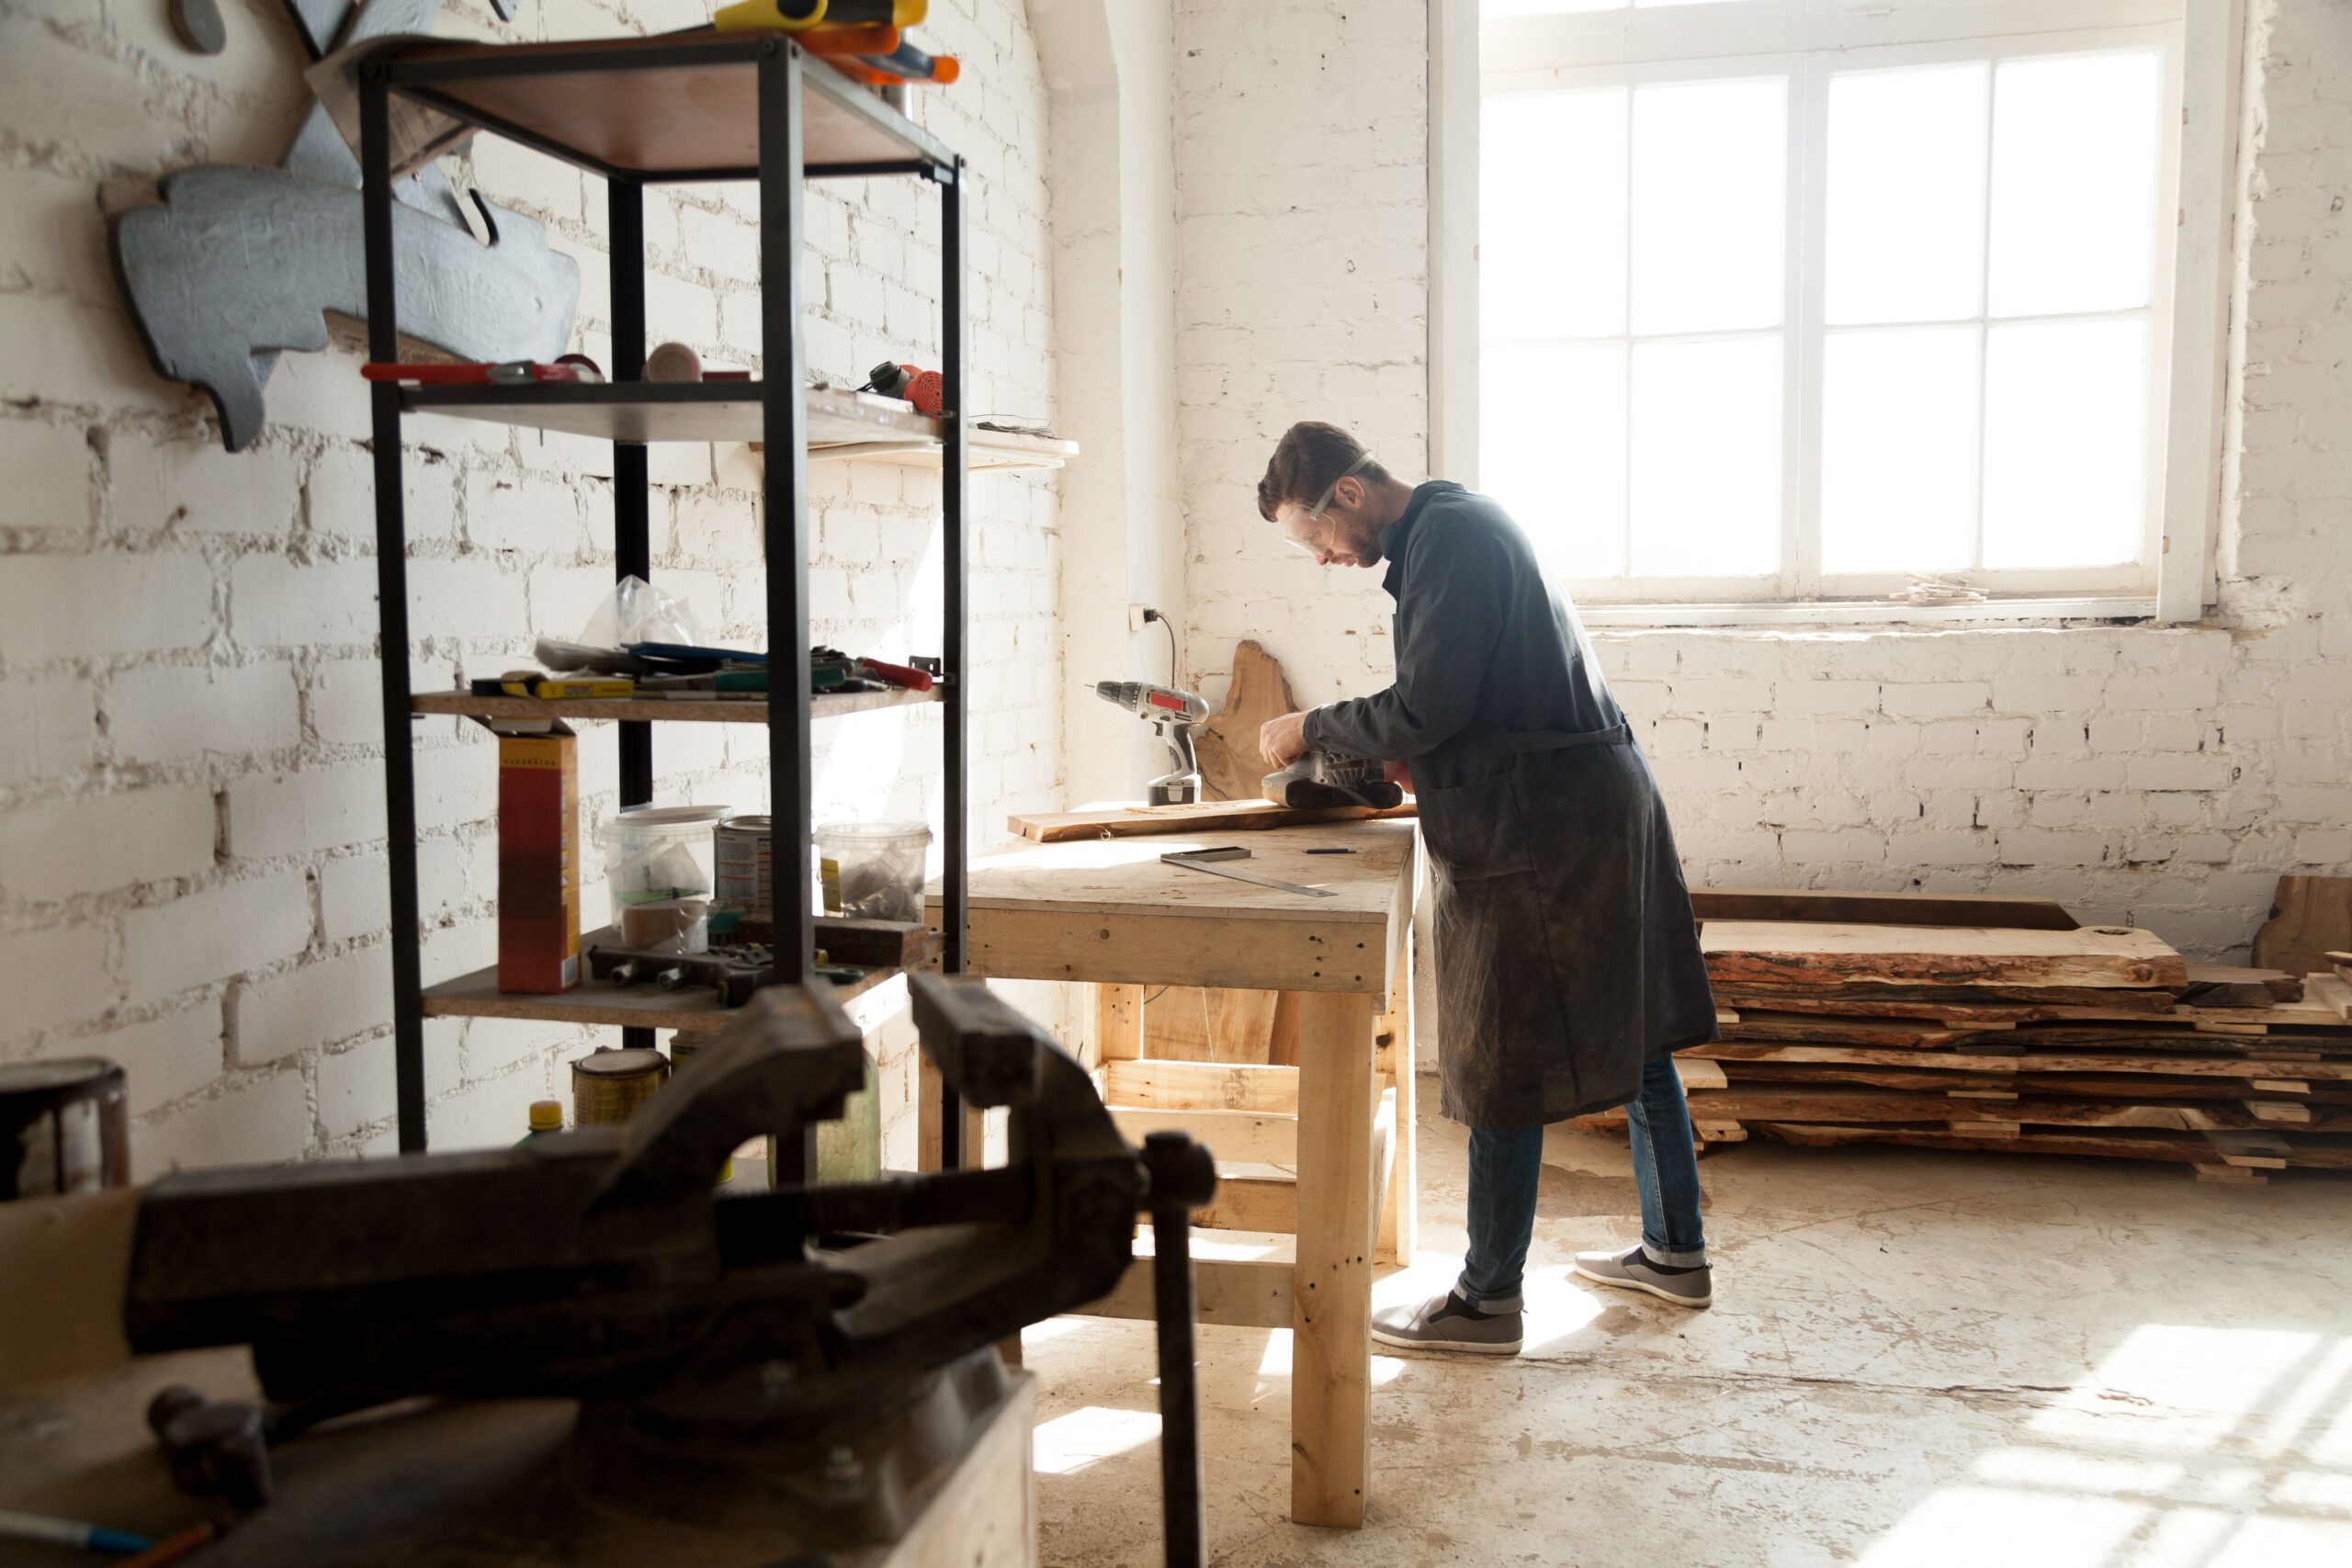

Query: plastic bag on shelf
left=574, top=575, right=704, bottom=651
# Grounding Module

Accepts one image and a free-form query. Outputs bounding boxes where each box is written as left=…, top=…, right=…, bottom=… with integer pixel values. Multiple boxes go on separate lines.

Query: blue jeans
left=1456, top=1056, right=1708, bottom=1312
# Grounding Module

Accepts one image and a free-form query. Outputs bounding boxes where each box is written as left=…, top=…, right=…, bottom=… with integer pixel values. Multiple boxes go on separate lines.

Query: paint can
left=715, top=816, right=774, bottom=914
left=571, top=1046, right=670, bottom=1129
left=1, top=1058, right=130, bottom=1201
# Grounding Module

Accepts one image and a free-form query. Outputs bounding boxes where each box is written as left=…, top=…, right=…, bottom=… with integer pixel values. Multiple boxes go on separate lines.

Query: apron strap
left=1502, top=722, right=1633, bottom=755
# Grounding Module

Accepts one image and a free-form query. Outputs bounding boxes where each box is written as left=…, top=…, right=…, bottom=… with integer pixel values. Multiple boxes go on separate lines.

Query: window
left=1464, top=0, right=2197, bottom=612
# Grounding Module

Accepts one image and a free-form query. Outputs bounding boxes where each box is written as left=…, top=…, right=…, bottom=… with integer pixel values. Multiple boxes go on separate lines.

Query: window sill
left=1576, top=595, right=2163, bottom=630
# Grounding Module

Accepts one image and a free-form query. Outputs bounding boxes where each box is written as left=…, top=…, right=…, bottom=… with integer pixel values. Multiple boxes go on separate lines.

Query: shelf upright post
left=756, top=42, right=815, bottom=987
left=938, top=155, right=968, bottom=1170
left=610, top=177, right=656, bottom=1055
left=359, top=64, right=428, bottom=1153
left=759, top=41, right=818, bottom=1184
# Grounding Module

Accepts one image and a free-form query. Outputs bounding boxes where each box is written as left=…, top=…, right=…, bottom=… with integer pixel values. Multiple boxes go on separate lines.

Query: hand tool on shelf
left=0, top=1509, right=154, bottom=1558
left=590, top=942, right=777, bottom=1006
left=1261, top=749, right=1405, bottom=810
left=1159, top=845, right=1335, bottom=898
left=855, top=38, right=958, bottom=83
left=824, top=40, right=960, bottom=85
left=797, top=22, right=899, bottom=55
left=360, top=356, right=603, bottom=385
left=860, top=359, right=945, bottom=416
left=637, top=669, right=777, bottom=694
left=1097, top=681, right=1210, bottom=807
left=492, top=671, right=636, bottom=700
left=856, top=654, right=936, bottom=692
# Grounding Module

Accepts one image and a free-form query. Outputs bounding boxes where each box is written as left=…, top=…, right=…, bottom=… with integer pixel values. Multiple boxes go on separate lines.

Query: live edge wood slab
left=1009, top=797, right=1415, bottom=844
left=1702, top=921, right=2188, bottom=992
left=929, top=819, right=1416, bottom=1529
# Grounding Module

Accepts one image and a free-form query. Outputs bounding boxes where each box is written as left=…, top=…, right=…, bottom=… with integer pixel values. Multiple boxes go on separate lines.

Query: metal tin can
left=715, top=816, right=773, bottom=914
left=1, top=1058, right=130, bottom=1200
left=571, top=1046, right=670, bottom=1128
left=666, top=1038, right=730, bottom=1184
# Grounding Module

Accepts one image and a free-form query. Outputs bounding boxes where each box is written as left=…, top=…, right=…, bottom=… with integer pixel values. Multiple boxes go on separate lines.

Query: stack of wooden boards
left=1580, top=919, right=2352, bottom=1183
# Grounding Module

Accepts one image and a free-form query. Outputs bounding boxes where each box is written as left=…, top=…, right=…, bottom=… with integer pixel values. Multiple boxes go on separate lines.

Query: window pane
left=1988, top=51, right=2161, bottom=317
left=1482, top=90, right=1628, bottom=339
left=1825, top=62, right=1988, bottom=325
left=1483, top=0, right=1625, bottom=15
left=1820, top=325, right=1980, bottom=575
left=1481, top=342, right=1628, bottom=578
left=1629, top=336, right=1781, bottom=576
left=1982, top=318, right=2149, bottom=569
left=1631, top=77, right=1787, bottom=334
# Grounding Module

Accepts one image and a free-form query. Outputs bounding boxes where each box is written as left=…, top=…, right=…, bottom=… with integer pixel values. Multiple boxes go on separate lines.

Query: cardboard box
left=496, top=721, right=579, bottom=993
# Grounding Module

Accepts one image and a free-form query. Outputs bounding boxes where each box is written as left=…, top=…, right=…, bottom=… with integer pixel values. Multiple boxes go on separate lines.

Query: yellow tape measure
left=713, top=0, right=927, bottom=33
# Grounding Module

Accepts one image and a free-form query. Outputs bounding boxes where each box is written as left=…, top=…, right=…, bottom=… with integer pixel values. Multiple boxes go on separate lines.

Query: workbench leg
left=1376, top=941, right=1417, bottom=1265
left=1290, top=987, right=1377, bottom=1529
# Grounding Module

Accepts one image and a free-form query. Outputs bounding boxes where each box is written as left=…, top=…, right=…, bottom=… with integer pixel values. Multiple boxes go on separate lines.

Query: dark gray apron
left=1417, top=721, right=1717, bottom=1128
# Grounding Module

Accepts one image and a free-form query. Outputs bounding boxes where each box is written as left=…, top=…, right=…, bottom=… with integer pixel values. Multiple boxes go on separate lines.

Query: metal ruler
left=1160, top=849, right=1335, bottom=898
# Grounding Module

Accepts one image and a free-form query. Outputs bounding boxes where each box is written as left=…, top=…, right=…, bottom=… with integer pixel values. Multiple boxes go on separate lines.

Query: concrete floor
left=1023, top=1077, right=2352, bottom=1566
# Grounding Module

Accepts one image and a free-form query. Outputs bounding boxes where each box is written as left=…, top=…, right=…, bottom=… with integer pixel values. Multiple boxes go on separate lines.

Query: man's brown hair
left=1256, top=422, right=1391, bottom=521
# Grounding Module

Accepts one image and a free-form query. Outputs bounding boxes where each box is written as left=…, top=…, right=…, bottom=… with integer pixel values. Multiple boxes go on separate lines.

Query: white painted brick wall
left=1177, top=0, right=2351, bottom=964
left=0, top=0, right=1061, bottom=1172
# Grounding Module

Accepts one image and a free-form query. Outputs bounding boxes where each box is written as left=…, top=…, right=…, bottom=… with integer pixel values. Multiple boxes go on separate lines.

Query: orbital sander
left=1261, top=749, right=1405, bottom=810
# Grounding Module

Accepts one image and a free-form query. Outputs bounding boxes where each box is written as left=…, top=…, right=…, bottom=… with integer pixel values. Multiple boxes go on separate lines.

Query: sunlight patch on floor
left=1856, top=1324, right=2352, bottom=1566
left=1033, top=1404, right=1160, bottom=1477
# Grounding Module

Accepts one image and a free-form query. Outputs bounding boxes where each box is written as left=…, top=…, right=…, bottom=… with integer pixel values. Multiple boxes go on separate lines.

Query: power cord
left=1144, top=608, right=1179, bottom=686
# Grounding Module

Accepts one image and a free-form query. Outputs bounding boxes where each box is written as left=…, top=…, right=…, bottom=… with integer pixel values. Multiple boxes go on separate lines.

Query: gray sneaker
left=1370, top=1291, right=1523, bottom=1355
left=1572, top=1246, right=1713, bottom=1308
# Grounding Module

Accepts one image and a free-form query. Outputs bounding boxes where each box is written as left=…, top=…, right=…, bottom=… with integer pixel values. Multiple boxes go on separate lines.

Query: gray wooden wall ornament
left=111, top=0, right=568, bottom=450
left=110, top=168, right=577, bottom=452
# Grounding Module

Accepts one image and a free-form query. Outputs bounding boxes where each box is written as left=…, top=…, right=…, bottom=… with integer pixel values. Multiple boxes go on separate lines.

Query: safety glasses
left=1283, top=452, right=1375, bottom=555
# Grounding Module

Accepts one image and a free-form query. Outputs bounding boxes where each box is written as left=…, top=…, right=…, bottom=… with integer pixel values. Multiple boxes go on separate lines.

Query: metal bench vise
left=119, top=974, right=1216, bottom=1565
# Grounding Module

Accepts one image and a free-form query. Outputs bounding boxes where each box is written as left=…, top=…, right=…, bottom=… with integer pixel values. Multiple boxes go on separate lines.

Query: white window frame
left=1429, top=0, right=2247, bottom=626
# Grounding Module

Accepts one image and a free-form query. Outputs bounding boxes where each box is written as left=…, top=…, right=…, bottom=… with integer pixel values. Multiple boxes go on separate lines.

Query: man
left=1254, top=422, right=1720, bottom=1356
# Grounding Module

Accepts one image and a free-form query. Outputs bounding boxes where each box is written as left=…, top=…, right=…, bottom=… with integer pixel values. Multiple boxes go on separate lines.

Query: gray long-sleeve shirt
left=1301, top=481, right=1623, bottom=766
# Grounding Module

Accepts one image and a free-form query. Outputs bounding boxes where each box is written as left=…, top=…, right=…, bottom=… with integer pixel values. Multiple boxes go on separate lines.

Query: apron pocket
left=1418, top=761, right=1532, bottom=879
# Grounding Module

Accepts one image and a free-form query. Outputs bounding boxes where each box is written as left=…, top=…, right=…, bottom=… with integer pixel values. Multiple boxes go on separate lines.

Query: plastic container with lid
left=815, top=820, right=933, bottom=922
left=597, top=805, right=729, bottom=945
left=515, top=1099, right=564, bottom=1145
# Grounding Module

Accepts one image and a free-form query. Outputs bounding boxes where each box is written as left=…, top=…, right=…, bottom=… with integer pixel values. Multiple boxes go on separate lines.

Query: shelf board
left=754, top=430, right=1080, bottom=472
left=424, top=933, right=922, bottom=1033
left=404, top=382, right=942, bottom=446
left=413, top=685, right=939, bottom=726
left=383, top=33, right=955, bottom=178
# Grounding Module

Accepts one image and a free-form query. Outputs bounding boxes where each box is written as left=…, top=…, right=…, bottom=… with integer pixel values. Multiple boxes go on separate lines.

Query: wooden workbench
left=941, top=818, right=1418, bottom=1529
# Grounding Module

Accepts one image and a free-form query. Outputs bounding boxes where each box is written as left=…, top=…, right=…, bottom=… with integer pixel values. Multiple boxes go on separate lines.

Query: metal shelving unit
left=359, top=31, right=973, bottom=1160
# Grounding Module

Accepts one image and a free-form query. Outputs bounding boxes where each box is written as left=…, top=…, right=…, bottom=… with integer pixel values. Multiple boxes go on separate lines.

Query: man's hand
left=1259, top=710, right=1311, bottom=769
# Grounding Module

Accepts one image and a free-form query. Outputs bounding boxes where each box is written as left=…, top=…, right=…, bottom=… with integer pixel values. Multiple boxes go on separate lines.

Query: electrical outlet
left=1127, top=604, right=1154, bottom=632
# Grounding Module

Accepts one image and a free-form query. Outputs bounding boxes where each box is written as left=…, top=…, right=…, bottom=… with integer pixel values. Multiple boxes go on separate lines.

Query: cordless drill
left=1094, top=681, right=1209, bottom=807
